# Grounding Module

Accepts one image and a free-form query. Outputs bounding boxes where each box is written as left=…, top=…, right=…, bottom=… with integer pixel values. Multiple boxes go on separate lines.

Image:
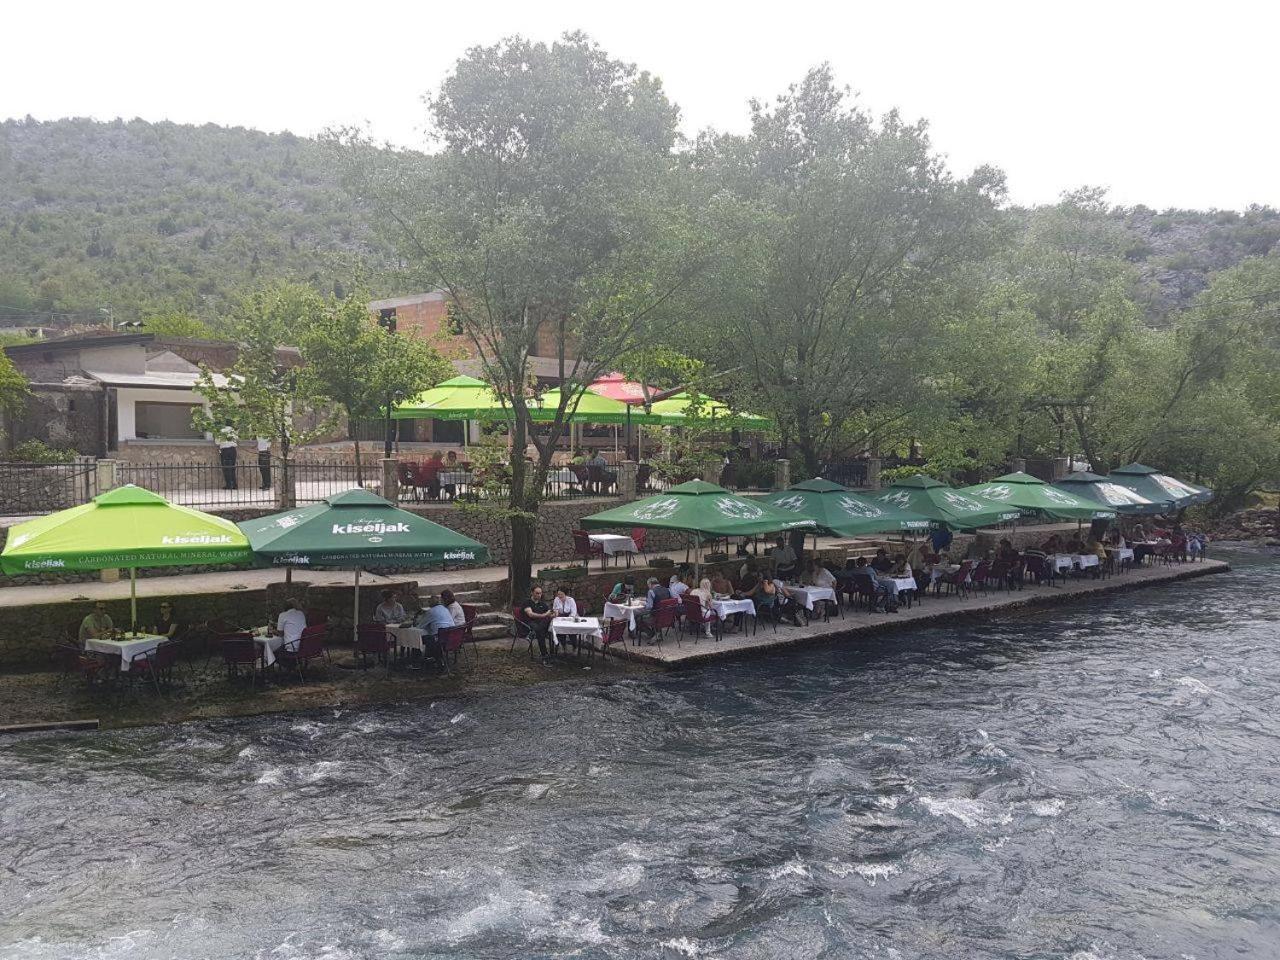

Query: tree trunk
left=353, top=437, right=364, bottom=487
left=507, top=415, right=535, bottom=605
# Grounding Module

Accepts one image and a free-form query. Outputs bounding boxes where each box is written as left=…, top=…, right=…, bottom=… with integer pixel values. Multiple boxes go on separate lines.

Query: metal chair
left=355, top=623, right=392, bottom=671
left=221, top=634, right=260, bottom=686
left=277, top=626, right=327, bottom=681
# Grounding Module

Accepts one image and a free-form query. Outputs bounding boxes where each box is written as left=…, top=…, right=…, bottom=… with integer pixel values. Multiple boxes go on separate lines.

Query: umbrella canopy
left=528, top=387, right=662, bottom=426
left=239, top=488, right=488, bottom=568
left=874, top=475, right=1023, bottom=530
left=586, top=372, right=658, bottom=405
left=764, top=477, right=933, bottom=537
left=1, top=484, right=252, bottom=630
left=646, top=392, right=773, bottom=429
left=580, top=480, right=814, bottom=539
left=1, top=484, right=250, bottom=574
left=1053, top=471, right=1165, bottom=515
left=960, top=472, right=1116, bottom=521
left=1104, top=463, right=1214, bottom=510
left=392, top=375, right=512, bottom=421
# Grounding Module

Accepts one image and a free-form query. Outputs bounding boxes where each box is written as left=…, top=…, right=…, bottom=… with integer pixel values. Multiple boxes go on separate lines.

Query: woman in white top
left=690, top=579, right=714, bottom=637
left=808, top=560, right=837, bottom=589
left=440, top=589, right=467, bottom=626
left=552, top=586, right=579, bottom=619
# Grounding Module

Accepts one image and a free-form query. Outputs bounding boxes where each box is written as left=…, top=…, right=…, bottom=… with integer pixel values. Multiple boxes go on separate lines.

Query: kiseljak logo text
left=332, top=522, right=410, bottom=535
left=161, top=534, right=235, bottom=545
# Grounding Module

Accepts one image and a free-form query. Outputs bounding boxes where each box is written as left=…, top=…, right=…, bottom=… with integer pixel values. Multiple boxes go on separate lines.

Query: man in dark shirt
left=523, top=585, right=555, bottom=662
left=871, top=548, right=894, bottom=573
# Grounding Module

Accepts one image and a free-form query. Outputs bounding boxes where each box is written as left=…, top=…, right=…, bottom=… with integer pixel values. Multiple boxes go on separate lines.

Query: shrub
left=8, top=439, right=79, bottom=463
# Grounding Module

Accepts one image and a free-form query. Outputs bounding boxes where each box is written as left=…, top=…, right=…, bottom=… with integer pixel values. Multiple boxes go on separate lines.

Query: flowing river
left=2, top=550, right=1278, bottom=959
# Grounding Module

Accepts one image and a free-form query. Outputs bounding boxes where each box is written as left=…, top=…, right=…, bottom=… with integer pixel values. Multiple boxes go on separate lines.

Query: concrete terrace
left=611, top=559, right=1230, bottom=667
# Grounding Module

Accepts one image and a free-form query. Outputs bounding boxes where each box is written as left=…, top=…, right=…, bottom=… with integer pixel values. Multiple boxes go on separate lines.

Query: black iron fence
left=118, top=461, right=278, bottom=508
left=291, top=460, right=371, bottom=504
left=0, top=461, right=97, bottom=515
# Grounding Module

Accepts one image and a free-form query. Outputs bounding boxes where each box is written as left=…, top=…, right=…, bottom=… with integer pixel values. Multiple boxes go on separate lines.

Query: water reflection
left=3, top=550, right=1279, bottom=959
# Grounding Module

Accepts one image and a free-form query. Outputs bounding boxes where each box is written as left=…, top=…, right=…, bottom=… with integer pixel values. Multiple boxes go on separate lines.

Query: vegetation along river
left=2, top=548, right=1277, bottom=959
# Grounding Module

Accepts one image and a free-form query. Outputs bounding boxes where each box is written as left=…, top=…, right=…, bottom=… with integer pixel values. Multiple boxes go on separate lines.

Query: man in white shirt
left=256, top=437, right=272, bottom=491
left=668, top=574, right=689, bottom=600
left=217, top=424, right=239, bottom=490
left=771, top=538, right=798, bottom=580
left=274, top=598, right=307, bottom=651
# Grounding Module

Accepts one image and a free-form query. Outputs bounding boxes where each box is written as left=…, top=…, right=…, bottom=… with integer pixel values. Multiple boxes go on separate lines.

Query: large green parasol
left=960, top=472, right=1116, bottom=521
left=580, top=480, right=814, bottom=539
left=873, top=475, right=1023, bottom=530
left=0, top=484, right=252, bottom=629
left=1104, top=463, right=1214, bottom=511
left=240, top=489, right=488, bottom=641
left=1053, top=471, right=1164, bottom=516
left=646, top=392, right=773, bottom=428
left=763, top=477, right=933, bottom=536
left=391, top=375, right=512, bottom=421
left=529, top=387, right=664, bottom=426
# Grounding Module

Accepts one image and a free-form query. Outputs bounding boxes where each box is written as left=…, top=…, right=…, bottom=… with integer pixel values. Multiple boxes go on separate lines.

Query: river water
left=2, top=550, right=1278, bottom=959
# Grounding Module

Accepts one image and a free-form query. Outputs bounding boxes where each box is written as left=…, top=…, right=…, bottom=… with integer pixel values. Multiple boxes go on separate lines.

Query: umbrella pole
left=130, top=567, right=138, bottom=633
left=352, top=567, right=361, bottom=644
left=285, top=565, right=293, bottom=587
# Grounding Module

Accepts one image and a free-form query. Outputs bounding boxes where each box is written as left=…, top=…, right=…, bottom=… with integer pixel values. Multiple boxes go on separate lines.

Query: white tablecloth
left=546, top=468, right=578, bottom=485
left=85, top=634, right=165, bottom=672
left=551, top=616, right=602, bottom=647
left=589, top=534, right=637, bottom=557
left=710, top=598, right=756, bottom=620
left=1075, top=554, right=1100, bottom=569
left=603, top=601, right=647, bottom=631
left=253, top=632, right=289, bottom=667
left=385, top=623, right=428, bottom=653
left=1048, top=555, right=1074, bottom=573
left=886, top=576, right=918, bottom=594
left=438, top=470, right=471, bottom=487
left=788, top=585, right=837, bottom=611
left=1111, top=547, right=1135, bottom=563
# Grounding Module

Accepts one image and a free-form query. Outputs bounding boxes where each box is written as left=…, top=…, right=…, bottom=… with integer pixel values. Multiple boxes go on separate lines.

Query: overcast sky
left=4, top=0, right=1276, bottom=210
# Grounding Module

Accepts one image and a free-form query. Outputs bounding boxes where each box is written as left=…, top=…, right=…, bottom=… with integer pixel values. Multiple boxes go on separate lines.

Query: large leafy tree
left=298, top=291, right=453, bottom=484
left=692, top=66, right=1005, bottom=477
left=338, top=33, right=702, bottom=599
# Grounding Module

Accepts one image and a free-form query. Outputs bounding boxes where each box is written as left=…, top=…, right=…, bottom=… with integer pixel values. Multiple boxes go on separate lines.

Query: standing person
left=273, top=597, right=307, bottom=651
left=79, top=601, right=114, bottom=644
left=256, top=437, right=272, bottom=491
left=523, top=585, right=556, bottom=662
left=771, top=536, right=798, bottom=581
left=217, top=423, right=239, bottom=490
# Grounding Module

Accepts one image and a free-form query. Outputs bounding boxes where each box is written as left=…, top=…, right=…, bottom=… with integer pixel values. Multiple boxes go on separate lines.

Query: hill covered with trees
left=0, top=117, right=399, bottom=327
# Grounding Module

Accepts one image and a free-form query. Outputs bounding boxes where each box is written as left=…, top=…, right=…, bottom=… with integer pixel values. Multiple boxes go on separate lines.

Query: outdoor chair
left=438, top=623, right=468, bottom=672
left=129, top=640, right=180, bottom=695
left=568, top=464, right=591, bottom=492
left=1006, top=560, right=1025, bottom=591
left=221, top=634, right=260, bottom=686
left=509, top=605, right=535, bottom=658
left=572, top=530, right=606, bottom=571
left=636, top=464, right=653, bottom=492
left=277, top=626, right=327, bottom=681
left=396, top=461, right=419, bottom=501
left=650, top=600, right=680, bottom=646
left=587, top=464, right=617, bottom=495
left=850, top=575, right=881, bottom=612
left=630, top=527, right=650, bottom=563
left=593, top=617, right=628, bottom=666
left=459, top=603, right=480, bottom=653
left=938, top=561, right=974, bottom=598
left=52, top=641, right=110, bottom=688
left=970, top=561, right=991, bottom=595
left=355, top=623, right=392, bottom=670
left=681, top=595, right=721, bottom=643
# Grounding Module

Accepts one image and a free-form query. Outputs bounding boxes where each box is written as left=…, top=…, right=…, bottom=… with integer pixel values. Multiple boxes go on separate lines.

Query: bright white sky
left=4, top=0, right=1276, bottom=210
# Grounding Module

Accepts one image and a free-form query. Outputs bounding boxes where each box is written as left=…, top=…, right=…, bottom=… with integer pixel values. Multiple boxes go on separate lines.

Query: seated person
left=710, top=572, right=735, bottom=599
left=997, top=538, right=1019, bottom=564
left=808, top=559, right=837, bottom=589
left=854, top=557, right=899, bottom=613
left=607, top=576, right=637, bottom=603
left=552, top=585, right=579, bottom=619
left=667, top=573, right=689, bottom=600
left=154, top=600, right=180, bottom=640
left=870, top=548, right=894, bottom=573
left=688, top=578, right=717, bottom=636
left=440, top=589, right=466, bottom=626
left=79, top=601, right=114, bottom=644
left=644, top=576, right=671, bottom=609
left=273, top=597, right=308, bottom=651
left=522, top=586, right=556, bottom=661
left=1040, top=534, right=1062, bottom=554
left=1090, top=538, right=1108, bottom=562
left=374, top=589, right=406, bottom=624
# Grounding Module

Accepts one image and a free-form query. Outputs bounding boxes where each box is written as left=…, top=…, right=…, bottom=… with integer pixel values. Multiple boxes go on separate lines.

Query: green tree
left=140, top=310, right=216, bottom=339
left=298, top=292, right=452, bottom=484
left=338, top=33, right=702, bottom=600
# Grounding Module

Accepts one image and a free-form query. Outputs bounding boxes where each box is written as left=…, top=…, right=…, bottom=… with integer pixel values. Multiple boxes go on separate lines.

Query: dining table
left=550, top=616, right=603, bottom=652
left=603, top=600, right=647, bottom=632
left=84, top=633, right=166, bottom=672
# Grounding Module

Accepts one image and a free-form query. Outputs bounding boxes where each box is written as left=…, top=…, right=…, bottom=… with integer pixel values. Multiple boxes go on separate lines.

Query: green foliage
left=0, top=350, right=29, bottom=420
left=7, top=438, right=76, bottom=463
left=140, top=310, right=215, bottom=339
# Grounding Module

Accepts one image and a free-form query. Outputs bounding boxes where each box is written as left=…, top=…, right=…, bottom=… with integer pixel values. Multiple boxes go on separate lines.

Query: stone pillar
left=773, top=458, right=791, bottom=491
left=701, top=461, right=722, bottom=484
left=95, top=458, right=118, bottom=494
left=277, top=458, right=296, bottom=510
left=865, top=457, right=882, bottom=490
left=1052, top=457, right=1070, bottom=481
left=617, top=460, right=638, bottom=500
left=1010, top=457, right=1027, bottom=474
left=381, top=458, right=399, bottom=502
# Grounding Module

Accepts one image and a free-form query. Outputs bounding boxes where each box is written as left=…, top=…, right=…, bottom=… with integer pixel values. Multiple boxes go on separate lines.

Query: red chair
left=129, top=640, right=181, bottom=694
left=650, top=600, right=680, bottom=646
left=630, top=527, right=650, bottom=563
left=418, top=461, right=443, bottom=500
left=221, top=634, right=259, bottom=685
left=277, top=625, right=328, bottom=681
left=939, top=561, right=973, bottom=598
left=438, top=623, right=468, bottom=672
left=594, top=617, right=628, bottom=665
left=573, top=530, right=606, bottom=571
left=681, top=596, right=721, bottom=643
left=396, top=461, right=419, bottom=501
left=459, top=603, right=480, bottom=653
left=51, top=641, right=110, bottom=687
left=970, top=561, right=991, bottom=595
left=355, top=623, right=392, bottom=671
left=510, top=605, right=535, bottom=658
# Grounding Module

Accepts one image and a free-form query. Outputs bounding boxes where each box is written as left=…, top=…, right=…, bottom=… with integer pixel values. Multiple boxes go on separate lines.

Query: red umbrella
left=587, top=372, right=656, bottom=405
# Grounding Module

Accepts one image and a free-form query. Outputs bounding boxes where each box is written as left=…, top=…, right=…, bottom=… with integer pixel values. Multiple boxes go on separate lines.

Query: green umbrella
left=764, top=477, right=933, bottom=536
left=581, top=480, right=814, bottom=539
left=392, top=375, right=512, bottom=421
left=873, top=474, right=1023, bottom=530
left=1104, top=463, right=1214, bottom=510
left=960, top=472, right=1116, bottom=521
left=529, top=387, right=663, bottom=425
left=0, top=484, right=251, bottom=630
left=1053, top=471, right=1164, bottom=516
left=647, top=392, right=773, bottom=429
left=240, top=489, right=488, bottom=642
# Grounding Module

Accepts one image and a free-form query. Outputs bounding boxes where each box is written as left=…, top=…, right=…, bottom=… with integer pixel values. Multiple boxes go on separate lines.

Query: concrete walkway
left=614, top=559, right=1230, bottom=666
